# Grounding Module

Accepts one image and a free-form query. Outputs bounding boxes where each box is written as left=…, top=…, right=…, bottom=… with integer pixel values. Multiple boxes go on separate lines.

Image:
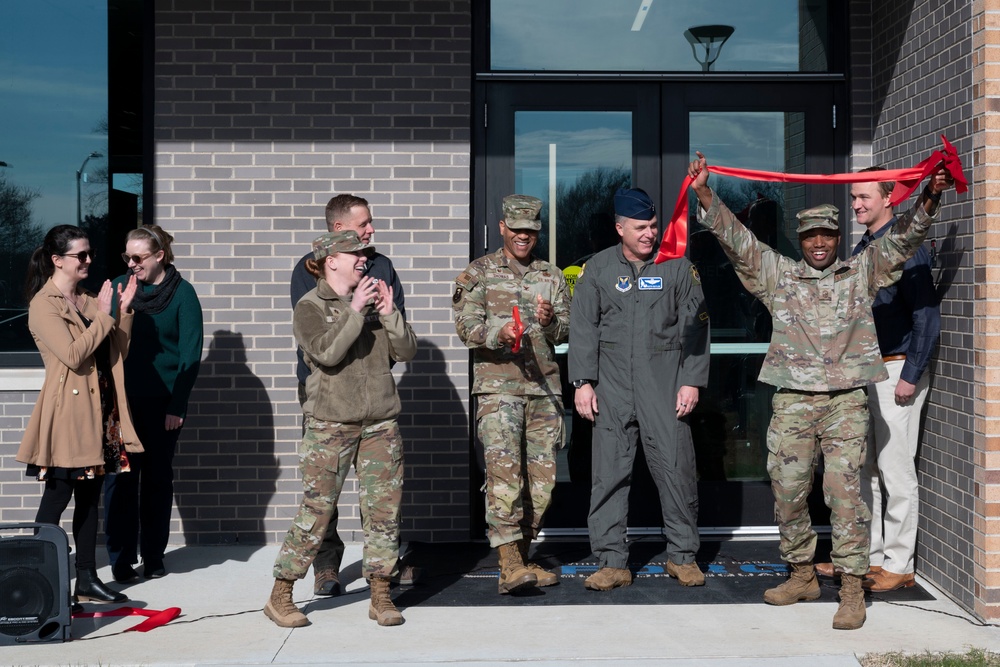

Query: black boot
left=75, top=568, right=128, bottom=604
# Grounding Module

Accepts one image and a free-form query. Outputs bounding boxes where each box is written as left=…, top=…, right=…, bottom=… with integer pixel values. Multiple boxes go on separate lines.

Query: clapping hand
left=351, top=276, right=379, bottom=312
left=97, top=280, right=114, bottom=315
left=373, top=278, right=394, bottom=316
left=117, top=275, right=138, bottom=313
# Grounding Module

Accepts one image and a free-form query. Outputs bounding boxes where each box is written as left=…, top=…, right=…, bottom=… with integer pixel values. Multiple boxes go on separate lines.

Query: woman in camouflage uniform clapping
left=264, top=229, right=417, bottom=628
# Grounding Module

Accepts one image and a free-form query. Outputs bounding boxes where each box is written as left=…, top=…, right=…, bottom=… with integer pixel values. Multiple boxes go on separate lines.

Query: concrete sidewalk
left=5, top=543, right=1000, bottom=666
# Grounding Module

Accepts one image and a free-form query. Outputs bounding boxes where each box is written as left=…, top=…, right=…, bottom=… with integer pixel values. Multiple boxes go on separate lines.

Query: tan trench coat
left=17, top=278, right=143, bottom=469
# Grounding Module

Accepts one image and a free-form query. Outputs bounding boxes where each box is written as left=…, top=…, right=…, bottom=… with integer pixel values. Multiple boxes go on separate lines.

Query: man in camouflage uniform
left=687, top=151, right=954, bottom=630
left=453, top=194, right=571, bottom=594
left=569, top=187, right=710, bottom=593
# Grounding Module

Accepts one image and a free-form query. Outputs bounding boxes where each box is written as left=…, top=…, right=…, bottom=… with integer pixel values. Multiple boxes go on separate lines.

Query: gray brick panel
left=54, top=0, right=474, bottom=547
left=850, top=0, right=978, bottom=610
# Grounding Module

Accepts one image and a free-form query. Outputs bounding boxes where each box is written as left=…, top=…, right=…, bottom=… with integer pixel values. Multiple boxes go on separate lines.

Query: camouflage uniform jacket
left=698, top=190, right=935, bottom=392
left=295, top=278, right=417, bottom=423
left=453, top=248, right=571, bottom=396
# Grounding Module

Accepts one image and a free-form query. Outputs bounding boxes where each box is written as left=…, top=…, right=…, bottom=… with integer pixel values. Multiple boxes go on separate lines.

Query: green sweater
left=113, top=273, right=204, bottom=418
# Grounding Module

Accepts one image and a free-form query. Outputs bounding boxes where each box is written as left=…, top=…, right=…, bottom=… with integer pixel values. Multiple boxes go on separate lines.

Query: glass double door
left=475, top=80, right=845, bottom=534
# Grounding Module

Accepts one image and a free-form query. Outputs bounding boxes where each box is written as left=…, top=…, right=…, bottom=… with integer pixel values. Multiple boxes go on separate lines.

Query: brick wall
left=853, top=0, right=983, bottom=613
left=153, top=0, right=474, bottom=545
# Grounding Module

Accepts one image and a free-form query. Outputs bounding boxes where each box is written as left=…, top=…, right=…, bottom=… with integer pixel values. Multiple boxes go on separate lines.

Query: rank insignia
left=616, top=276, right=632, bottom=293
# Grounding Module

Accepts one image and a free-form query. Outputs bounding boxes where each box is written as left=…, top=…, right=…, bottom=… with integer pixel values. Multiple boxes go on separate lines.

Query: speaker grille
left=0, top=539, right=59, bottom=637
left=0, top=567, right=55, bottom=636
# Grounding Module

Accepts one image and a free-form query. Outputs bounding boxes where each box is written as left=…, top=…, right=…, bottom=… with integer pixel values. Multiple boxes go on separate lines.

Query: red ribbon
left=511, top=306, right=524, bottom=353
left=655, top=135, right=967, bottom=264
left=73, top=606, right=182, bottom=632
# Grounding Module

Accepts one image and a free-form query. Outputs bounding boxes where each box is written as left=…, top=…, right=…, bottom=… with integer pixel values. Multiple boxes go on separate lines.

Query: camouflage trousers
left=767, top=388, right=872, bottom=575
left=476, top=393, right=562, bottom=548
left=273, top=416, right=403, bottom=581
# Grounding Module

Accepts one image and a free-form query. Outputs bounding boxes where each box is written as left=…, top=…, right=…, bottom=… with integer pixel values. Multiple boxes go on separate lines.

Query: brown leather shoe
left=815, top=563, right=882, bottom=579
left=584, top=567, right=632, bottom=591
left=815, top=562, right=836, bottom=578
left=666, top=561, right=705, bottom=586
left=863, top=569, right=915, bottom=592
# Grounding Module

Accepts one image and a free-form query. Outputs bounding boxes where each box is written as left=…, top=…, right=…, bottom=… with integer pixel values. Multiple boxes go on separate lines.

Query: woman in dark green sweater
left=105, top=224, right=204, bottom=581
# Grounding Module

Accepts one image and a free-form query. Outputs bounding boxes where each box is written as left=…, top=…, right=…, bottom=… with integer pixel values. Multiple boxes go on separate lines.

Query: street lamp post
left=684, top=25, right=735, bottom=72
left=77, top=151, right=103, bottom=225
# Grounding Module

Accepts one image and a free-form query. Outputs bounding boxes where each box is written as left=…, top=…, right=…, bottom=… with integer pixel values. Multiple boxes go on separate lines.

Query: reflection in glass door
left=514, top=110, right=635, bottom=532
left=686, top=109, right=835, bottom=530
left=513, top=111, right=631, bottom=269
left=478, top=83, right=659, bottom=534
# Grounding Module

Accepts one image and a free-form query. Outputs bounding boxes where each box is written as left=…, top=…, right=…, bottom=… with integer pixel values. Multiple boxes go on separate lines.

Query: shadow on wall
left=396, top=340, right=471, bottom=542
left=175, top=330, right=278, bottom=558
left=932, top=221, right=965, bottom=304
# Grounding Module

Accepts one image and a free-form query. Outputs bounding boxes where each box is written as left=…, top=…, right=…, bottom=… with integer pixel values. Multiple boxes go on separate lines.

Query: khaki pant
left=862, top=359, right=930, bottom=575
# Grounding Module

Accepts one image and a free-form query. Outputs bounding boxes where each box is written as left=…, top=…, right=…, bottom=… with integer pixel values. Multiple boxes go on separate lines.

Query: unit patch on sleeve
left=454, top=270, right=478, bottom=303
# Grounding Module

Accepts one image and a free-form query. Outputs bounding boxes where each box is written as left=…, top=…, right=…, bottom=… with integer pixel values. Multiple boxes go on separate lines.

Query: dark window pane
left=0, top=1, right=108, bottom=360
left=491, top=0, right=830, bottom=72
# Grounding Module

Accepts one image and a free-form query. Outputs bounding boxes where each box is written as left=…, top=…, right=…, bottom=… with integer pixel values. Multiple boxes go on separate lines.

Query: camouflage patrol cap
left=312, top=229, right=374, bottom=260
left=502, top=194, right=543, bottom=231
left=795, top=204, right=841, bottom=234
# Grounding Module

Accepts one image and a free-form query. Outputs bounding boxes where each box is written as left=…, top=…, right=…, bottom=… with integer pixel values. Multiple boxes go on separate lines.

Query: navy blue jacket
left=852, top=218, right=940, bottom=385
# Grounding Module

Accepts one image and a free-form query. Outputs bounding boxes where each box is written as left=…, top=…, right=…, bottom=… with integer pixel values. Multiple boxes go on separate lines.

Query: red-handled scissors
left=511, top=305, right=524, bottom=353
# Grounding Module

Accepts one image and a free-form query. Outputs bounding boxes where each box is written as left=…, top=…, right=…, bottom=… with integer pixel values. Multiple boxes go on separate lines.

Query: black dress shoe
left=75, top=568, right=128, bottom=604
left=143, top=560, right=166, bottom=579
left=112, top=562, right=140, bottom=583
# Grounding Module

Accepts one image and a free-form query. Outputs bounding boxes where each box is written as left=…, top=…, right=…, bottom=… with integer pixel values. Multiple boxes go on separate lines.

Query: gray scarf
left=131, top=264, right=182, bottom=314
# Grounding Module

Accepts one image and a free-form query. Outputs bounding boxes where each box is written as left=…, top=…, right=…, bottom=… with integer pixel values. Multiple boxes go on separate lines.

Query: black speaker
left=0, top=523, right=71, bottom=644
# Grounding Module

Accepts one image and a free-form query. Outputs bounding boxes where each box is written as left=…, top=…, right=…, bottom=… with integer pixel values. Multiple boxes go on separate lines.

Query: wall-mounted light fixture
left=684, top=24, right=735, bottom=72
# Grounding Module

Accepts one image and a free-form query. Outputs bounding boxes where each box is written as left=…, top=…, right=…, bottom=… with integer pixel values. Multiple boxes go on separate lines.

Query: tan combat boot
left=497, top=541, right=537, bottom=594
left=666, top=561, right=705, bottom=587
left=763, top=562, right=821, bottom=606
left=263, top=578, right=309, bottom=628
left=832, top=574, right=866, bottom=630
left=518, top=539, right=559, bottom=587
left=368, top=576, right=404, bottom=626
left=583, top=567, right=633, bottom=591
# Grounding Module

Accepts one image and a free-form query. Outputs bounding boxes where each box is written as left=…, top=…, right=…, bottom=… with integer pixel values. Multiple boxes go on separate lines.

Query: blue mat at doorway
left=392, top=537, right=934, bottom=607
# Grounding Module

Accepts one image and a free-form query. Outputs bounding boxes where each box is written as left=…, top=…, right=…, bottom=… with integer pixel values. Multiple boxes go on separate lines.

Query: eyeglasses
left=121, top=252, right=153, bottom=264
left=61, top=251, right=95, bottom=262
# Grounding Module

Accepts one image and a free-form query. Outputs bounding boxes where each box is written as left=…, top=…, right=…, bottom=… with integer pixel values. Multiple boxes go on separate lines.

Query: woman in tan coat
left=18, top=225, right=140, bottom=604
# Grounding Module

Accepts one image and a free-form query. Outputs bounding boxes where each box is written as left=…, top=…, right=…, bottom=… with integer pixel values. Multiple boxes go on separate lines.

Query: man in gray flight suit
left=569, top=187, right=711, bottom=592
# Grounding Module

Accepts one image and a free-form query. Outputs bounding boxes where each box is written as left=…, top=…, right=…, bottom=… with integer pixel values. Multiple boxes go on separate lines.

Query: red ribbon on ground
left=655, top=135, right=967, bottom=264
left=510, top=306, right=524, bottom=353
left=73, top=606, right=182, bottom=632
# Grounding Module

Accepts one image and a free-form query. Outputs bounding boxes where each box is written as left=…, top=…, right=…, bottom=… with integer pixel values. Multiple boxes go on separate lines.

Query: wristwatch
left=572, top=379, right=591, bottom=388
